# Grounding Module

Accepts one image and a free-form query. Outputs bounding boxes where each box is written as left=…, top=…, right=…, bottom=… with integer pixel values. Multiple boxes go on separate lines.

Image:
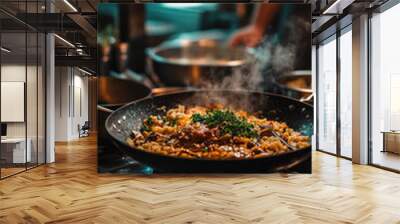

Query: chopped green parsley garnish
left=191, top=110, right=258, bottom=138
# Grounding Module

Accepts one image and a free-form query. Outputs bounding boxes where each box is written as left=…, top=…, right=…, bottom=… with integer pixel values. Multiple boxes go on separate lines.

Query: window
left=370, top=3, right=400, bottom=171
left=317, top=36, right=337, bottom=154
left=312, top=45, right=317, bottom=151
left=339, top=28, right=352, bottom=158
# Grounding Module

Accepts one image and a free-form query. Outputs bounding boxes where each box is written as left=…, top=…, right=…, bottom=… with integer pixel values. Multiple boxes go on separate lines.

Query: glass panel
left=36, top=0, right=46, bottom=165
left=312, top=45, right=317, bottom=151
left=27, top=30, right=38, bottom=169
left=26, top=0, right=39, bottom=169
left=371, top=4, right=400, bottom=171
left=339, top=29, right=352, bottom=158
left=1, top=27, right=28, bottom=177
left=38, top=32, right=45, bottom=165
left=317, top=36, right=337, bottom=154
left=0, top=1, right=46, bottom=178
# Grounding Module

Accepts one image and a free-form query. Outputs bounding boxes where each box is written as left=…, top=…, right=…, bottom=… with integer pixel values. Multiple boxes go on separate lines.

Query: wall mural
left=97, top=3, right=312, bottom=174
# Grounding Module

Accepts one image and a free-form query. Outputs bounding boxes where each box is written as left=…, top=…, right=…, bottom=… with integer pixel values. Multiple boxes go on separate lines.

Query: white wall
left=1, top=65, right=26, bottom=139
left=1, top=65, right=42, bottom=138
left=1, top=64, right=46, bottom=163
left=55, top=67, right=89, bottom=141
left=72, top=73, right=89, bottom=138
left=55, top=67, right=70, bottom=141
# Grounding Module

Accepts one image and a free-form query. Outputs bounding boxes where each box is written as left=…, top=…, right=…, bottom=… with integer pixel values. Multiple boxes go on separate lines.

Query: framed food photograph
left=97, top=3, right=312, bottom=174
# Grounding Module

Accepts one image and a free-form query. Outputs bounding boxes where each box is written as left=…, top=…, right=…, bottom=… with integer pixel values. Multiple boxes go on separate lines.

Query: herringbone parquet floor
left=1, top=135, right=400, bottom=224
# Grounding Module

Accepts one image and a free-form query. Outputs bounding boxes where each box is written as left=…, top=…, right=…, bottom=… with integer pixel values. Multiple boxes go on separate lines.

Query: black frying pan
left=97, top=77, right=153, bottom=173
left=98, top=76, right=152, bottom=141
left=105, top=90, right=313, bottom=173
left=98, top=77, right=189, bottom=143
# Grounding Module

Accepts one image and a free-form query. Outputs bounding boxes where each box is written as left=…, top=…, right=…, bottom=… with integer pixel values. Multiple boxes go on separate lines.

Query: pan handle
left=299, top=94, right=313, bottom=104
left=97, top=87, right=186, bottom=114
left=151, top=87, right=196, bottom=97
left=98, top=105, right=114, bottom=114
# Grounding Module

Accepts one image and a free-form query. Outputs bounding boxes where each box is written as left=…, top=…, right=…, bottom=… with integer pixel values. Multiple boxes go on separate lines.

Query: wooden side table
left=381, top=131, right=400, bottom=154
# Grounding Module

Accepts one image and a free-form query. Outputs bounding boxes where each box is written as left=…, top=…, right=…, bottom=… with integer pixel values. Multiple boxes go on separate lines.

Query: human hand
left=229, top=25, right=264, bottom=47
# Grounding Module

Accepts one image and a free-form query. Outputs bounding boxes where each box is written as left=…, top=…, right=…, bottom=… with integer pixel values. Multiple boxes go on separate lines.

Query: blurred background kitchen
left=98, top=3, right=311, bottom=91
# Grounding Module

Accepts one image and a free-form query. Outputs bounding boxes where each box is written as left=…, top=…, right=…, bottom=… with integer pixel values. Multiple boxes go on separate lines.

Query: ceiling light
left=1, top=47, right=11, bottom=53
left=162, top=3, right=203, bottom=8
left=76, top=48, right=85, bottom=55
left=63, top=0, right=78, bottom=12
left=54, top=34, right=75, bottom=48
left=323, top=0, right=354, bottom=15
left=78, top=67, right=94, bottom=76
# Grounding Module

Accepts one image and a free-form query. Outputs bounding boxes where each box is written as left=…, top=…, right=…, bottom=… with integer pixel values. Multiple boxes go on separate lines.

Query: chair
left=78, top=121, right=90, bottom=138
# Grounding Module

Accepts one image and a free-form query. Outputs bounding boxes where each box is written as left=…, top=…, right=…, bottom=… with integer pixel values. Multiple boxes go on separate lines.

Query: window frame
left=315, top=21, right=353, bottom=161
left=367, top=0, right=400, bottom=173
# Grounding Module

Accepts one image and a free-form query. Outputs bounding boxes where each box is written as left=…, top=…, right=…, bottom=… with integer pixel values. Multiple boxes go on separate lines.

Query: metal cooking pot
left=147, top=39, right=255, bottom=87
left=98, top=76, right=152, bottom=107
left=98, top=76, right=190, bottom=122
left=273, top=70, right=313, bottom=103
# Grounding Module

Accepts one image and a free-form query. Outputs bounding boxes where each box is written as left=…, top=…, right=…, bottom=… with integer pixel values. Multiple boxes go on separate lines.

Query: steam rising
left=204, top=16, right=309, bottom=91
left=193, top=16, right=310, bottom=110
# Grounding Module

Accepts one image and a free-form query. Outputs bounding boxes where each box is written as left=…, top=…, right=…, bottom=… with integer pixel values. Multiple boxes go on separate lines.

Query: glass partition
left=37, top=32, right=46, bottom=165
left=0, top=1, right=46, bottom=179
left=339, top=27, right=352, bottom=158
left=0, top=30, right=28, bottom=178
left=370, top=4, right=400, bottom=171
left=27, top=30, right=38, bottom=169
left=317, top=35, right=337, bottom=154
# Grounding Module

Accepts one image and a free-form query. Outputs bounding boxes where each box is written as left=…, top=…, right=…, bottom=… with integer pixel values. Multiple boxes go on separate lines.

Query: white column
left=352, top=14, right=369, bottom=164
left=45, top=0, right=55, bottom=163
left=312, top=45, right=317, bottom=151
left=46, top=32, right=55, bottom=163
